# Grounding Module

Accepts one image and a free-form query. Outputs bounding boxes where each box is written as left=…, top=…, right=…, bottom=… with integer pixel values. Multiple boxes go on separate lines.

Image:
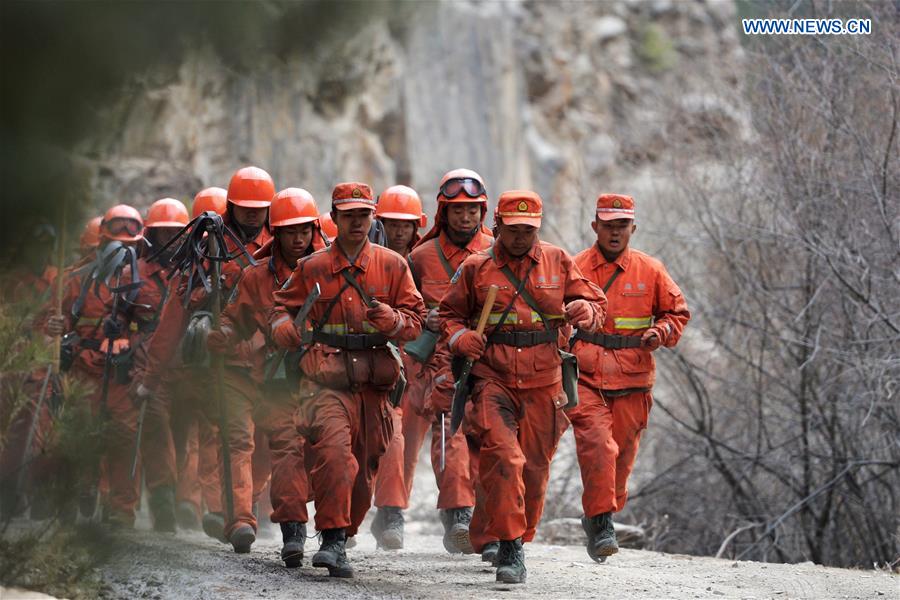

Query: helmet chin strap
left=237, top=222, right=263, bottom=243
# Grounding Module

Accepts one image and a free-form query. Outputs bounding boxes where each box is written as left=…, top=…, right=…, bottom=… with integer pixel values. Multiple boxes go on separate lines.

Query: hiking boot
left=149, top=486, right=177, bottom=533
left=440, top=507, right=474, bottom=554
left=370, top=506, right=404, bottom=550
left=481, top=541, right=500, bottom=565
left=581, top=512, right=618, bottom=563
left=230, top=524, right=256, bottom=553
left=312, top=528, right=354, bottom=578
left=176, top=501, right=200, bottom=531
left=202, top=512, right=227, bottom=543
left=280, top=521, right=306, bottom=568
left=495, top=538, right=526, bottom=584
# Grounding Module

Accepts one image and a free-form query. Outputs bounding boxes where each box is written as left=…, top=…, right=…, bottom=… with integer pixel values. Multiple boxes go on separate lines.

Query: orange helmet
left=227, top=166, right=275, bottom=208
left=80, top=216, right=102, bottom=250
left=145, top=198, right=189, bottom=228
left=376, top=185, right=427, bottom=228
left=192, top=187, right=227, bottom=218
left=437, top=168, right=488, bottom=204
left=270, top=188, right=319, bottom=228
left=319, top=211, right=337, bottom=240
left=100, top=204, right=144, bottom=242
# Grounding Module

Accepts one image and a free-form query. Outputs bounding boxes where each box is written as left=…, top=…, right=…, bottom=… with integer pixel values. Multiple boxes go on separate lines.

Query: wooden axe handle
left=474, top=285, right=499, bottom=335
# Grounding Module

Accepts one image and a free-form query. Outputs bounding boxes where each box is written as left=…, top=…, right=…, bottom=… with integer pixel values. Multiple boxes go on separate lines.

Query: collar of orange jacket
left=591, top=244, right=632, bottom=271
left=330, top=238, right=372, bottom=274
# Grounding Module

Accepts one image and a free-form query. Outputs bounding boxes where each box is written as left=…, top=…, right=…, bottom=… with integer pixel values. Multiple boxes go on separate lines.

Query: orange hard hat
left=270, top=188, right=319, bottom=228
left=145, top=198, right=189, bottom=228
left=227, top=166, right=275, bottom=208
left=80, top=216, right=102, bottom=250
left=437, top=168, right=488, bottom=204
left=192, top=187, right=227, bottom=218
left=100, top=204, right=144, bottom=242
left=319, top=211, right=338, bottom=239
left=376, top=185, right=427, bottom=228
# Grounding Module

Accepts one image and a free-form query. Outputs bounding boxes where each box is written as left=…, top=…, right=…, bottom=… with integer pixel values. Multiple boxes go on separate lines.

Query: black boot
left=280, top=521, right=306, bottom=568
left=202, top=511, right=227, bottom=543
left=440, top=507, right=474, bottom=554
left=581, top=512, right=618, bottom=562
left=481, top=541, right=500, bottom=565
left=495, top=538, right=526, bottom=584
left=176, top=500, right=200, bottom=530
left=230, top=523, right=256, bottom=553
left=371, top=506, right=404, bottom=550
left=312, top=528, right=354, bottom=578
left=149, top=486, right=177, bottom=533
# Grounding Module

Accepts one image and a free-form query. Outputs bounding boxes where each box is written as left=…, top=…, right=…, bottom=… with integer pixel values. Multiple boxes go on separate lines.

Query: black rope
left=149, top=211, right=257, bottom=307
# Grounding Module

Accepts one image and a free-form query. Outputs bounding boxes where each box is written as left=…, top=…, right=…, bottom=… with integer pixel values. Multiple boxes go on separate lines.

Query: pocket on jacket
left=613, top=348, right=652, bottom=374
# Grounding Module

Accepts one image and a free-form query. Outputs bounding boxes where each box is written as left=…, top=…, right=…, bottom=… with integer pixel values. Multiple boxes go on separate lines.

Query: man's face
left=276, top=223, right=314, bottom=262
left=592, top=218, right=635, bottom=258
left=334, top=208, right=374, bottom=245
left=380, top=218, right=416, bottom=255
left=232, top=205, right=268, bottom=229
left=151, top=226, right=181, bottom=250
left=444, top=203, right=482, bottom=234
left=498, top=221, right=539, bottom=257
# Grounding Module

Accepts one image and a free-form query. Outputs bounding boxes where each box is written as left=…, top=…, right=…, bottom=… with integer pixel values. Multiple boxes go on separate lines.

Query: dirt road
left=96, top=521, right=895, bottom=599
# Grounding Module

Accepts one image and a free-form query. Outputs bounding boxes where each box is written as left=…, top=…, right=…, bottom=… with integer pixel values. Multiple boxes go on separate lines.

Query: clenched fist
left=565, top=299, right=596, bottom=330
left=272, top=320, right=302, bottom=349
left=641, top=327, right=662, bottom=351
left=366, top=301, right=399, bottom=334
left=207, top=326, right=235, bottom=354
left=454, top=329, right=487, bottom=361
left=46, top=314, right=66, bottom=336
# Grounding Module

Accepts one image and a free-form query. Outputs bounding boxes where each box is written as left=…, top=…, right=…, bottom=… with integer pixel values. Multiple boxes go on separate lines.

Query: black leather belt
left=312, top=331, right=387, bottom=350
left=574, top=330, right=642, bottom=349
left=488, top=329, right=558, bottom=348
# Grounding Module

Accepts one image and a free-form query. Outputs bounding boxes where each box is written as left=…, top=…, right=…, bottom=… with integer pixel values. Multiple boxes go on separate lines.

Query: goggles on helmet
left=105, top=217, right=143, bottom=237
left=438, top=177, right=486, bottom=200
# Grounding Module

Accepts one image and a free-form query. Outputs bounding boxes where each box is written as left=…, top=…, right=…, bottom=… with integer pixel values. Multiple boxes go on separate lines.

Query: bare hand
left=47, top=314, right=66, bottom=336
left=425, top=308, right=441, bottom=332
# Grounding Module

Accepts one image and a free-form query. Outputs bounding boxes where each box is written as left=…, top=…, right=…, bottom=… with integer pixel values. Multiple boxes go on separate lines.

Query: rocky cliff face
left=82, top=0, right=745, bottom=254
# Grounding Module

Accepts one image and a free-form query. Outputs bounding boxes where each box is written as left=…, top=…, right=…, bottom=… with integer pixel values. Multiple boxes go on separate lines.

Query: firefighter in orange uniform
left=128, top=198, right=189, bottom=531
left=406, top=169, right=496, bottom=556
left=207, top=187, right=325, bottom=567
left=439, top=190, right=607, bottom=583
left=370, top=184, right=427, bottom=549
left=46, top=205, right=147, bottom=526
left=269, top=182, right=426, bottom=578
left=137, top=188, right=227, bottom=538
left=136, top=168, right=275, bottom=549
left=568, top=193, right=690, bottom=562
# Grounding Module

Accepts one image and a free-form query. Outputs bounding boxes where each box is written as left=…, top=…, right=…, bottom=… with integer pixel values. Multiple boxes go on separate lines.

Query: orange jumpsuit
left=140, top=220, right=273, bottom=531
left=218, top=240, right=320, bottom=530
left=440, top=241, right=606, bottom=549
left=568, top=245, right=690, bottom=516
left=270, top=239, right=425, bottom=536
left=51, top=254, right=142, bottom=522
left=376, top=230, right=494, bottom=511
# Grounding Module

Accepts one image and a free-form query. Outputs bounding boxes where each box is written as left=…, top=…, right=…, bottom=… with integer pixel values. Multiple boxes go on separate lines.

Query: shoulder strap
left=487, top=246, right=540, bottom=332
left=148, top=271, right=170, bottom=322
left=433, top=238, right=456, bottom=279
left=309, top=281, right=351, bottom=332
left=407, top=254, right=422, bottom=290
left=602, top=267, right=623, bottom=293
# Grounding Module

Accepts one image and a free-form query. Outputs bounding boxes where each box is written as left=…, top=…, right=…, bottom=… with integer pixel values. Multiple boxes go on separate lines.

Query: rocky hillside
left=82, top=0, right=746, bottom=254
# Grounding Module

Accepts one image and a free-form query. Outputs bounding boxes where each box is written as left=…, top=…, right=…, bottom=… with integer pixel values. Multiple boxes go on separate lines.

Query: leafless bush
left=627, top=2, right=899, bottom=569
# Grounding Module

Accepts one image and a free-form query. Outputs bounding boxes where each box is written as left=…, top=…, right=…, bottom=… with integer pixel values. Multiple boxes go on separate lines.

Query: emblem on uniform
left=517, top=201, right=528, bottom=212
left=450, top=266, right=463, bottom=284
left=612, top=198, right=622, bottom=208
left=351, top=187, right=363, bottom=198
